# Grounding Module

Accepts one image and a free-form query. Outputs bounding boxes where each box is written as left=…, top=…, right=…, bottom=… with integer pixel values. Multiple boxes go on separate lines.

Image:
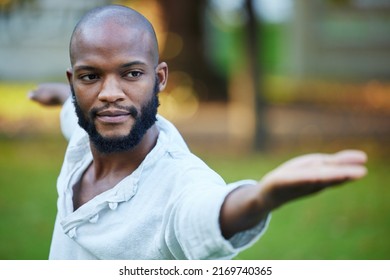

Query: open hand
left=28, top=83, right=70, bottom=106
left=258, top=150, right=367, bottom=211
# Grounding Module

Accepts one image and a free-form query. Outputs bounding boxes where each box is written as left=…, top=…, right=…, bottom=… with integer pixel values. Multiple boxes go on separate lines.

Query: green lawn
left=0, top=136, right=389, bottom=260
left=206, top=152, right=390, bottom=260
left=0, top=81, right=388, bottom=259
left=0, top=137, right=65, bottom=259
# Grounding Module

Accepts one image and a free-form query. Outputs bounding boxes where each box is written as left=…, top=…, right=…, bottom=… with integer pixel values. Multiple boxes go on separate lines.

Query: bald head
left=69, top=5, right=159, bottom=65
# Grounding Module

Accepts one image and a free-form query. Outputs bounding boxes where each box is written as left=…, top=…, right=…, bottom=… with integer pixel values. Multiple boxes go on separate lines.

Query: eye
left=125, top=71, right=143, bottom=78
left=80, top=74, right=99, bottom=81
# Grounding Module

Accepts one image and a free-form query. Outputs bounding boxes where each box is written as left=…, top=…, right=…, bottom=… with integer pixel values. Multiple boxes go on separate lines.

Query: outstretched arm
left=29, top=82, right=78, bottom=140
left=28, top=83, right=70, bottom=106
left=220, top=149, right=367, bottom=238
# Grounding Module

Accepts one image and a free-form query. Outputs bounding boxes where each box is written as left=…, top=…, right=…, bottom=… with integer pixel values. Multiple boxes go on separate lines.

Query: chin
left=99, top=131, right=130, bottom=140
left=96, top=125, right=132, bottom=138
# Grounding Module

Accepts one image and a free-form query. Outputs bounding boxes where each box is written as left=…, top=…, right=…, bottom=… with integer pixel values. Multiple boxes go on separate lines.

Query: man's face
left=71, top=80, right=159, bottom=154
left=68, top=22, right=166, bottom=153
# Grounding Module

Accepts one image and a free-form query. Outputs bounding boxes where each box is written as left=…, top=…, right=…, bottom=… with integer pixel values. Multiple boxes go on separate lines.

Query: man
left=29, top=5, right=367, bottom=260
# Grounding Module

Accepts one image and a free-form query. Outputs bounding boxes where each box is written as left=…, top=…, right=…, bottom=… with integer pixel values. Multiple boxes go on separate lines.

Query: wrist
left=220, top=183, right=270, bottom=239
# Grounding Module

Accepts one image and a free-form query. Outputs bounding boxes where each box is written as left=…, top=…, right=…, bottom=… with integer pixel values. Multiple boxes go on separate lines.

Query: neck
left=89, top=124, right=159, bottom=180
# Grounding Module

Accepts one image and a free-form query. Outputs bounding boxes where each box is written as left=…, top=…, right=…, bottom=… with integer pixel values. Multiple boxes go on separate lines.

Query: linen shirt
left=49, top=98, right=270, bottom=260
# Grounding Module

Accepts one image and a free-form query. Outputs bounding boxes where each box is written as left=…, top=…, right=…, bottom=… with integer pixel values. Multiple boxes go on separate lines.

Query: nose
left=98, top=76, right=126, bottom=103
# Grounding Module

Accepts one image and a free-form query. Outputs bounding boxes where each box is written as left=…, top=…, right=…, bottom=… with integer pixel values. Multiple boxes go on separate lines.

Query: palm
left=258, top=150, right=367, bottom=210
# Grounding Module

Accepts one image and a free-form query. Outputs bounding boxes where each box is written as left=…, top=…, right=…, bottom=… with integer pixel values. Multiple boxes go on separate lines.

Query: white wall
left=0, top=0, right=109, bottom=81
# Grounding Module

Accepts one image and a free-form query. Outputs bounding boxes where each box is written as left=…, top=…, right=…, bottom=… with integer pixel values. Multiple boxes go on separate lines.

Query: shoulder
left=60, top=96, right=79, bottom=141
left=154, top=115, right=226, bottom=186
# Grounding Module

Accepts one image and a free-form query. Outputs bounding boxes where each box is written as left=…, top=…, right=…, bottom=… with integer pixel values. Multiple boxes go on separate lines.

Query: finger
left=320, top=150, right=367, bottom=167
left=28, top=90, right=49, bottom=104
left=28, top=89, right=48, bottom=103
left=266, top=164, right=367, bottom=189
left=289, top=164, right=367, bottom=185
left=332, top=150, right=368, bottom=165
left=321, top=165, right=367, bottom=181
left=281, top=150, right=367, bottom=169
left=27, top=90, right=36, bottom=100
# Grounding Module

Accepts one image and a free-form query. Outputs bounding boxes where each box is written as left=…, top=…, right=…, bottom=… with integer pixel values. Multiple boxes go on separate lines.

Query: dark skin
left=30, top=5, right=368, bottom=239
left=71, top=127, right=159, bottom=209
left=28, top=83, right=70, bottom=106
left=66, top=13, right=168, bottom=210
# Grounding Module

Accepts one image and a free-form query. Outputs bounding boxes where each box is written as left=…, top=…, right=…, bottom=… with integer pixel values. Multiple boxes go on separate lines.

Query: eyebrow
left=119, top=61, right=148, bottom=69
left=73, top=61, right=148, bottom=72
left=73, top=65, right=98, bottom=72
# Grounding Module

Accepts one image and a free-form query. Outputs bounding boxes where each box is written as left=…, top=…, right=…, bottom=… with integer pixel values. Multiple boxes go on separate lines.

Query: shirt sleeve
left=225, top=180, right=271, bottom=250
left=162, top=176, right=270, bottom=260
left=60, top=96, right=79, bottom=141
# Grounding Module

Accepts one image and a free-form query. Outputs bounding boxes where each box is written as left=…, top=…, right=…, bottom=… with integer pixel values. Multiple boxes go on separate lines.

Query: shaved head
left=69, top=5, right=159, bottom=66
left=66, top=5, right=169, bottom=154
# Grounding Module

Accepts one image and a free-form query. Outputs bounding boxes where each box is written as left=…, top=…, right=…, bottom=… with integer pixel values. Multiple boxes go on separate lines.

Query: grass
left=0, top=137, right=66, bottom=259
left=0, top=82, right=62, bottom=137
left=0, top=137, right=389, bottom=260
left=203, top=152, right=390, bottom=260
left=0, top=82, right=389, bottom=259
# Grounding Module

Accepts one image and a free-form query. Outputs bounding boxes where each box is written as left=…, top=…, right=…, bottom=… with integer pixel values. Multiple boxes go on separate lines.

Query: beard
left=71, top=79, right=160, bottom=154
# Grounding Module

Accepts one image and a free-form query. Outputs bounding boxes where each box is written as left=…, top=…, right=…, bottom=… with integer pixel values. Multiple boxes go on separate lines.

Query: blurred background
left=0, top=0, right=389, bottom=259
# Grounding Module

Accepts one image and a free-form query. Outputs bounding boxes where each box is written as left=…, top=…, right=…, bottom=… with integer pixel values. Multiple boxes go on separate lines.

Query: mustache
left=90, top=104, right=138, bottom=119
left=70, top=85, right=139, bottom=119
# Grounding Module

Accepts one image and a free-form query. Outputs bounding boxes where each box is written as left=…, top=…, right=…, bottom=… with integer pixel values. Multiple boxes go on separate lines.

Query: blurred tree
left=159, top=0, right=228, bottom=101
left=158, top=0, right=269, bottom=149
left=245, top=0, right=268, bottom=151
left=328, top=0, right=352, bottom=6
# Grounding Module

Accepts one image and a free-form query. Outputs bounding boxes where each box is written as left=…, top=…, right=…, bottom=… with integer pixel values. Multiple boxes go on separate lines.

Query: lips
left=97, top=109, right=130, bottom=117
left=95, top=109, right=132, bottom=124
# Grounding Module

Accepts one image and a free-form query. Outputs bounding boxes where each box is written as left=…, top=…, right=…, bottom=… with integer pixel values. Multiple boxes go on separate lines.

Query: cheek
left=128, top=80, right=157, bottom=103
left=122, top=86, right=147, bottom=107
left=74, top=86, right=97, bottom=111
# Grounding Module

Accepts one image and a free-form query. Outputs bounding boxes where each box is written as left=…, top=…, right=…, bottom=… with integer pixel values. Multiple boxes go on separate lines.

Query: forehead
left=71, top=22, right=155, bottom=67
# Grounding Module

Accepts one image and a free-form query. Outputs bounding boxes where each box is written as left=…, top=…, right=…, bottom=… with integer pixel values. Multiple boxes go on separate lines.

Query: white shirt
left=49, top=98, right=270, bottom=259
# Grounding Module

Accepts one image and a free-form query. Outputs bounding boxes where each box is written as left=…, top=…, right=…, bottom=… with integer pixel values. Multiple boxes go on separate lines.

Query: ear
left=156, top=62, right=168, bottom=92
left=66, top=68, right=73, bottom=86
